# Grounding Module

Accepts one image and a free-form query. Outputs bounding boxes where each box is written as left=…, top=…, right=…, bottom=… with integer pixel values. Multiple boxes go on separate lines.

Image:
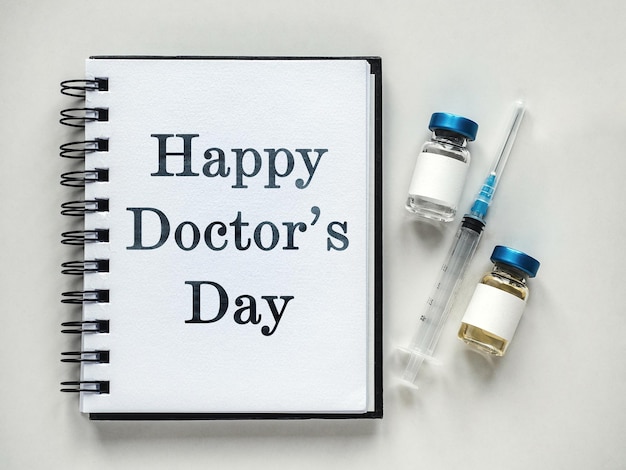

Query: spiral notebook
left=59, top=56, right=383, bottom=420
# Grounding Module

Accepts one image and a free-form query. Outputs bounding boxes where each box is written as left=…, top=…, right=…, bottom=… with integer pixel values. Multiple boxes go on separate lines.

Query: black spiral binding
left=60, top=77, right=111, bottom=394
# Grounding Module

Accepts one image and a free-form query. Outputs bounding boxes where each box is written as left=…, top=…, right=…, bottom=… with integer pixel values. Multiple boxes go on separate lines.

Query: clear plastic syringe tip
left=401, top=350, right=426, bottom=387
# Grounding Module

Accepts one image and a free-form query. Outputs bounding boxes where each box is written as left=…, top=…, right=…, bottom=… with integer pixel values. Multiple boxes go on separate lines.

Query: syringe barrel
left=408, top=216, right=485, bottom=358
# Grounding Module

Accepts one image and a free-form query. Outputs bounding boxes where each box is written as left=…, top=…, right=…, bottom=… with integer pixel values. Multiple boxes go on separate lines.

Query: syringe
left=401, top=101, right=526, bottom=386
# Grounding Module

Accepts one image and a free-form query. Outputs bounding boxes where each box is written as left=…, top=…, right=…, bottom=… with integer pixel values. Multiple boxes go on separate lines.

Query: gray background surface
left=1, top=1, right=625, bottom=468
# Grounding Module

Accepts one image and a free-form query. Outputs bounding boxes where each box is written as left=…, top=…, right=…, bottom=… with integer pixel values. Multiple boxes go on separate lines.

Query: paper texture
left=80, top=58, right=373, bottom=414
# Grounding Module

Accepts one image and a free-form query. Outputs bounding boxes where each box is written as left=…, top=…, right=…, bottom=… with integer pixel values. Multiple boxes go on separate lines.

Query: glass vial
left=458, top=245, right=540, bottom=356
left=405, top=112, right=478, bottom=222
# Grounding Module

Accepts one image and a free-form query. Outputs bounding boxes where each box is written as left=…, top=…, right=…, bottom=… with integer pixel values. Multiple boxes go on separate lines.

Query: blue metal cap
left=429, top=113, right=479, bottom=141
left=491, top=245, right=540, bottom=278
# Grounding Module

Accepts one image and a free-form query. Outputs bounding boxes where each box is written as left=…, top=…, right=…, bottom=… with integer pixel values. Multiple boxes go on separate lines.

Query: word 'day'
left=185, top=280, right=294, bottom=337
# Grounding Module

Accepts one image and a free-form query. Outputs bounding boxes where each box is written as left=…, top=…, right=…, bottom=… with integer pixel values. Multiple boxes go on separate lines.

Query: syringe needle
left=492, top=101, right=525, bottom=176
left=470, top=101, right=525, bottom=220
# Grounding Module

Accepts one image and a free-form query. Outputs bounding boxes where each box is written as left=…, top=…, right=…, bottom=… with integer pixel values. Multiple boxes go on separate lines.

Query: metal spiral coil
left=60, top=107, right=109, bottom=128
left=61, top=199, right=109, bottom=216
left=60, top=381, right=110, bottom=394
left=60, top=169, right=109, bottom=187
left=60, top=138, right=109, bottom=159
left=61, top=350, right=110, bottom=364
left=61, top=290, right=110, bottom=304
left=60, top=78, right=109, bottom=98
left=61, top=259, right=110, bottom=275
left=61, top=320, right=110, bottom=334
left=61, top=229, right=109, bottom=246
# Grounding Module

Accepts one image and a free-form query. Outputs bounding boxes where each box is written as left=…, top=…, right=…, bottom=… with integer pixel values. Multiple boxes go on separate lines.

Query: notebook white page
left=81, top=57, right=373, bottom=415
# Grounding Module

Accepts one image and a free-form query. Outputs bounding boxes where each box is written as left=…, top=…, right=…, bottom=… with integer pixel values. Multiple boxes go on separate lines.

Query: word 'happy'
left=150, top=134, right=328, bottom=189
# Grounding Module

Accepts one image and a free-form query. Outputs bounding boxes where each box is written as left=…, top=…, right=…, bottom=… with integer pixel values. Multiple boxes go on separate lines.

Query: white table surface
left=1, top=1, right=625, bottom=468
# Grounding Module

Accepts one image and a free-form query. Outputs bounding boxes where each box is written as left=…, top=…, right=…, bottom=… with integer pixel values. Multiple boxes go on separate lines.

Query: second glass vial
left=406, top=112, right=478, bottom=222
left=458, top=245, right=540, bottom=356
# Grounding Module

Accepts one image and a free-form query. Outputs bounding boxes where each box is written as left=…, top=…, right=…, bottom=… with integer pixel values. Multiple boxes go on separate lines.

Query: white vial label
left=408, top=151, right=469, bottom=208
left=460, top=284, right=527, bottom=342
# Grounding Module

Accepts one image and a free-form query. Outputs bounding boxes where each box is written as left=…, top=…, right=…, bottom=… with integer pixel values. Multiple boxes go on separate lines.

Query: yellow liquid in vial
left=458, top=271, right=527, bottom=356
left=458, top=323, right=508, bottom=356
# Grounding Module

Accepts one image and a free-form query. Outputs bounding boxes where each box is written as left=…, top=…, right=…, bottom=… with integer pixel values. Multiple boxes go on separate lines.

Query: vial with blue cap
left=458, top=245, right=540, bottom=356
left=406, top=112, right=479, bottom=222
